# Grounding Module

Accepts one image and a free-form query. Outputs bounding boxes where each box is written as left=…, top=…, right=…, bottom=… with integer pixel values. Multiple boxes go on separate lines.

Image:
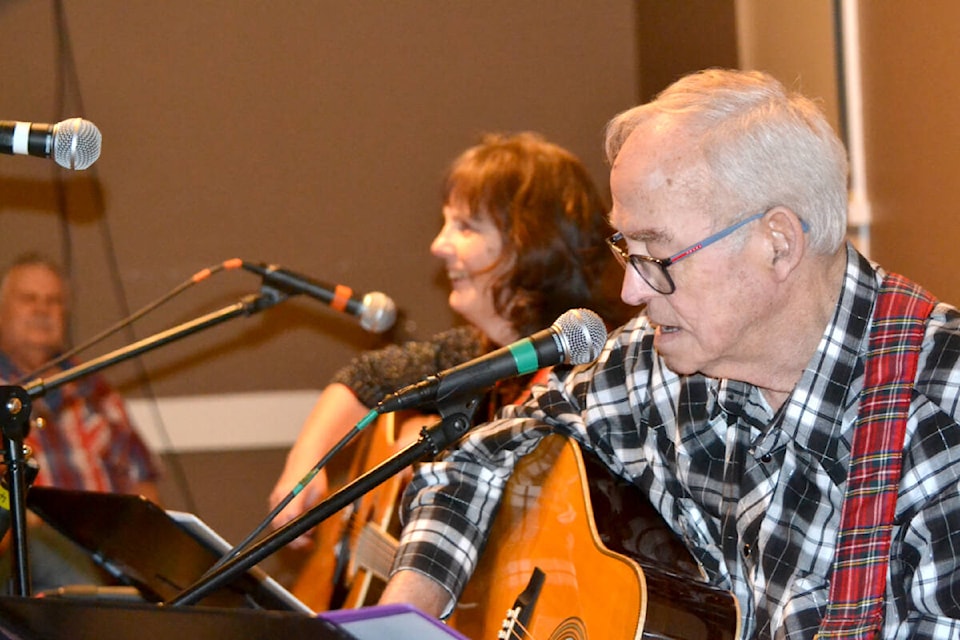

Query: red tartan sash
left=815, top=274, right=936, bottom=639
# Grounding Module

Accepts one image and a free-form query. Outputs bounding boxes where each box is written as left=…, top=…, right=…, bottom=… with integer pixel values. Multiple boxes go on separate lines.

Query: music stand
left=26, top=486, right=312, bottom=613
left=0, top=595, right=351, bottom=640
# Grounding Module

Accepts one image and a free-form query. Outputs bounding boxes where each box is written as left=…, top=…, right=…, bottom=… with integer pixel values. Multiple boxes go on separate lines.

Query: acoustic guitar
left=290, top=410, right=427, bottom=611
left=292, top=422, right=740, bottom=640
left=450, top=434, right=741, bottom=640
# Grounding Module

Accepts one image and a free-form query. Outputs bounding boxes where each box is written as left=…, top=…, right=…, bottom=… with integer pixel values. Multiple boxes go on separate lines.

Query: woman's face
left=431, top=201, right=515, bottom=343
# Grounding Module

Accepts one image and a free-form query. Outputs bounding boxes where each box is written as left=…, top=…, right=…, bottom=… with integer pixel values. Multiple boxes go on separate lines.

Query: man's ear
left=764, top=207, right=806, bottom=278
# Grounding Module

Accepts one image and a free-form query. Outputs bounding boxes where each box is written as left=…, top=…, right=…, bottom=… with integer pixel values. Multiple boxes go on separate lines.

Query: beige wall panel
left=858, top=3, right=960, bottom=302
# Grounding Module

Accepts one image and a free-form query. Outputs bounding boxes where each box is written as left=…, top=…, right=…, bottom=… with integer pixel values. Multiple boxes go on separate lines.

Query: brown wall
left=0, top=1, right=641, bottom=399
left=0, top=0, right=642, bottom=590
left=637, top=0, right=738, bottom=103
left=0, top=1, right=745, bottom=591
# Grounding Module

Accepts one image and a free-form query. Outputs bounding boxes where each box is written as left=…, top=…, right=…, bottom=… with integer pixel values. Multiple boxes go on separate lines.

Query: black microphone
left=377, top=308, right=607, bottom=413
left=0, top=118, right=102, bottom=170
left=241, top=261, right=397, bottom=333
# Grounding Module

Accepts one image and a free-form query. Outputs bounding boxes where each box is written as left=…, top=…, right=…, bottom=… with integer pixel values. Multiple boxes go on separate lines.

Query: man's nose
left=620, top=266, right=658, bottom=307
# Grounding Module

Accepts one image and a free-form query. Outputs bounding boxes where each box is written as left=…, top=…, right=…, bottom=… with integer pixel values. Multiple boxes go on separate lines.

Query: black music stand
left=26, top=486, right=310, bottom=612
left=2, top=287, right=286, bottom=595
left=0, top=596, right=353, bottom=640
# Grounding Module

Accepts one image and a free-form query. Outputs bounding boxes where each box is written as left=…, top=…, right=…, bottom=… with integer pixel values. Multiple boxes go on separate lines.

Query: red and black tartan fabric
left=815, top=273, right=937, bottom=639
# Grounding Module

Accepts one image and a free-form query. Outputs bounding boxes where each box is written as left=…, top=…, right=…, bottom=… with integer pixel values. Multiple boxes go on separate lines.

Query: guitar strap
left=815, top=273, right=936, bottom=639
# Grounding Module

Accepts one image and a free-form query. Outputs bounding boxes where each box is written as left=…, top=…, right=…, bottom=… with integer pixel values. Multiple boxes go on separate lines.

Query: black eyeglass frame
left=606, top=210, right=808, bottom=294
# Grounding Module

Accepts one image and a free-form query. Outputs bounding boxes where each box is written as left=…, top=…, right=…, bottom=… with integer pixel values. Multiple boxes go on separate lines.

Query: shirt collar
left=706, top=245, right=879, bottom=470
left=781, top=244, right=881, bottom=473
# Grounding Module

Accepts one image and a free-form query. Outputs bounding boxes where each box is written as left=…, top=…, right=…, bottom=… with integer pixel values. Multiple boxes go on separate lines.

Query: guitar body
left=291, top=424, right=740, bottom=639
left=450, top=434, right=741, bottom=640
left=290, top=411, right=427, bottom=611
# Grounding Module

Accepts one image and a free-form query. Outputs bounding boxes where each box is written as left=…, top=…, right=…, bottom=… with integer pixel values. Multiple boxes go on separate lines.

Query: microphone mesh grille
left=553, top=308, right=607, bottom=365
left=53, top=118, right=102, bottom=170
left=359, top=291, right=398, bottom=333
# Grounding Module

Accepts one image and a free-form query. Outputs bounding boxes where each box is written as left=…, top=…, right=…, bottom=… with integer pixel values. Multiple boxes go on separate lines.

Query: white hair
left=604, top=69, right=849, bottom=253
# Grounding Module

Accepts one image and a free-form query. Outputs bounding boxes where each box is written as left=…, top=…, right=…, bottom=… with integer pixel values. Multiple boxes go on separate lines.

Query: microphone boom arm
left=165, top=308, right=607, bottom=607
left=1, top=286, right=287, bottom=596
left=23, top=289, right=284, bottom=399
left=166, top=393, right=481, bottom=608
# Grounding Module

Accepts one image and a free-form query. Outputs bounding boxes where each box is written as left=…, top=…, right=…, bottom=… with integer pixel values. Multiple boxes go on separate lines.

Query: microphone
left=241, top=261, right=397, bottom=333
left=0, top=118, right=102, bottom=170
left=377, top=308, right=607, bottom=413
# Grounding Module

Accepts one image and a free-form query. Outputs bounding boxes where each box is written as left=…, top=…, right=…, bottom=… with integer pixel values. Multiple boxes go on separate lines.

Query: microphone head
left=52, top=118, right=102, bottom=170
left=359, top=291, right=397, bottom=333
left=553, top=308, right=607, bottom=365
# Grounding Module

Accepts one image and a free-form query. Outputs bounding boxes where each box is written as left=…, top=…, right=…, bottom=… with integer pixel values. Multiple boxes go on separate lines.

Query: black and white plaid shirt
left=392, top=245, right=960, bottom=639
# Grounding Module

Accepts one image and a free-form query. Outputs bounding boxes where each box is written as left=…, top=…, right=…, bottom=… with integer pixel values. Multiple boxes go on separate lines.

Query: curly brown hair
left=443, top=132, right=632, bottom=337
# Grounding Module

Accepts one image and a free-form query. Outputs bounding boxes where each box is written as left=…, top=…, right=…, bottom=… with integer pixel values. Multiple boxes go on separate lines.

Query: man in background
left=0, top=254, right=160, bottom=592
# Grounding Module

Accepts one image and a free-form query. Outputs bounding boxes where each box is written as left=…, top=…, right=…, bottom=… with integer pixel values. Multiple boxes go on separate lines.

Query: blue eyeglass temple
left=667, top=211, right=764, bottom=263
left=611, top=210, right=809, bottom=268
left=665, top=210, right=810, bottom=265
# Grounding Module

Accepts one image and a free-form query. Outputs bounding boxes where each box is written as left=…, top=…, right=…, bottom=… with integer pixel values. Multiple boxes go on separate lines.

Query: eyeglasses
left=607, top=210, right=799, bottom=294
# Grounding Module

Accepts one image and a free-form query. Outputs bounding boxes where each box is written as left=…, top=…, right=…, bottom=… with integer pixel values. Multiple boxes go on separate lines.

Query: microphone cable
left=199, top=408, right=381, bottom=577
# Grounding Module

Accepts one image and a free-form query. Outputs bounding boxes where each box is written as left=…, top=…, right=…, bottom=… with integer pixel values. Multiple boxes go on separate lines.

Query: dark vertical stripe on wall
left=636, top=0, right=739, bottom=104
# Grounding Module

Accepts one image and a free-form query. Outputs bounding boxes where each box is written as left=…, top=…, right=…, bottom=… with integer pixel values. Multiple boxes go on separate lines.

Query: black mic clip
left=419, top=392, right=482, bottom=456
left=0, top=386, right=32, bottom=442
left=252, top=282, right=291, bottom=310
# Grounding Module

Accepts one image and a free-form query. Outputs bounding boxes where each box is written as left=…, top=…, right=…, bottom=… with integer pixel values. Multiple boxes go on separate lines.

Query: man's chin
left=654, top=346, right=703, bottom=376
left=663, top=360, right=701, bottom=376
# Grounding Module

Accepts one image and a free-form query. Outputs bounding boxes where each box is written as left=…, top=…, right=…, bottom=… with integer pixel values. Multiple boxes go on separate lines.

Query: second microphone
left=242, top=261, right=397, bottom=334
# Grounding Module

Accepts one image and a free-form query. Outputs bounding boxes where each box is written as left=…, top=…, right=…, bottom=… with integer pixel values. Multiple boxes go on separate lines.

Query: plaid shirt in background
left=0, top=354, right=159, bottom=493
left=392, top=244, right=960, bottom=640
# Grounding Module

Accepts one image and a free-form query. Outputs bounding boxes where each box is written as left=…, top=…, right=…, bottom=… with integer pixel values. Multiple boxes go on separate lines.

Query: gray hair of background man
left=0, top=253, right=71, bottom=310
left=603, top=68, right=849, bottom=255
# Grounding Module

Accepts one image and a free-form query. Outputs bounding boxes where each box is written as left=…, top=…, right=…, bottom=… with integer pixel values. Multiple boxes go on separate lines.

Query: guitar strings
left=504, top=617, right=536, bottom=640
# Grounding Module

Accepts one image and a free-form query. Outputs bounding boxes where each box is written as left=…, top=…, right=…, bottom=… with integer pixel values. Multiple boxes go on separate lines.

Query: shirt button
left=761, top=453, right=772, bottom=463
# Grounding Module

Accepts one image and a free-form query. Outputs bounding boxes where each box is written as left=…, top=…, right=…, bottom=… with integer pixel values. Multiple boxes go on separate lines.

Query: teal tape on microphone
left=509, top=338, right=539, bottom=374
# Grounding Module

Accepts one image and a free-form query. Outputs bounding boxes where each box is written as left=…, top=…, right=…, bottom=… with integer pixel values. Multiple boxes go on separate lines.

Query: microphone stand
left=0, top=385, right=34, bottom=597
left=0, top=286, right=288, bottom=597
left=165, top=394, right=481, bottom=608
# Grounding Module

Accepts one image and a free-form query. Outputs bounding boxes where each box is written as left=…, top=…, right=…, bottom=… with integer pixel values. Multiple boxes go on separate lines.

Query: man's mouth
left=653, top=322, right=680, bottom=335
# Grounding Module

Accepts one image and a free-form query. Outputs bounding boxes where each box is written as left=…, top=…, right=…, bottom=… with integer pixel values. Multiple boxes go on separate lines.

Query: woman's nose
left=430, top=228, right=451, bottom=258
